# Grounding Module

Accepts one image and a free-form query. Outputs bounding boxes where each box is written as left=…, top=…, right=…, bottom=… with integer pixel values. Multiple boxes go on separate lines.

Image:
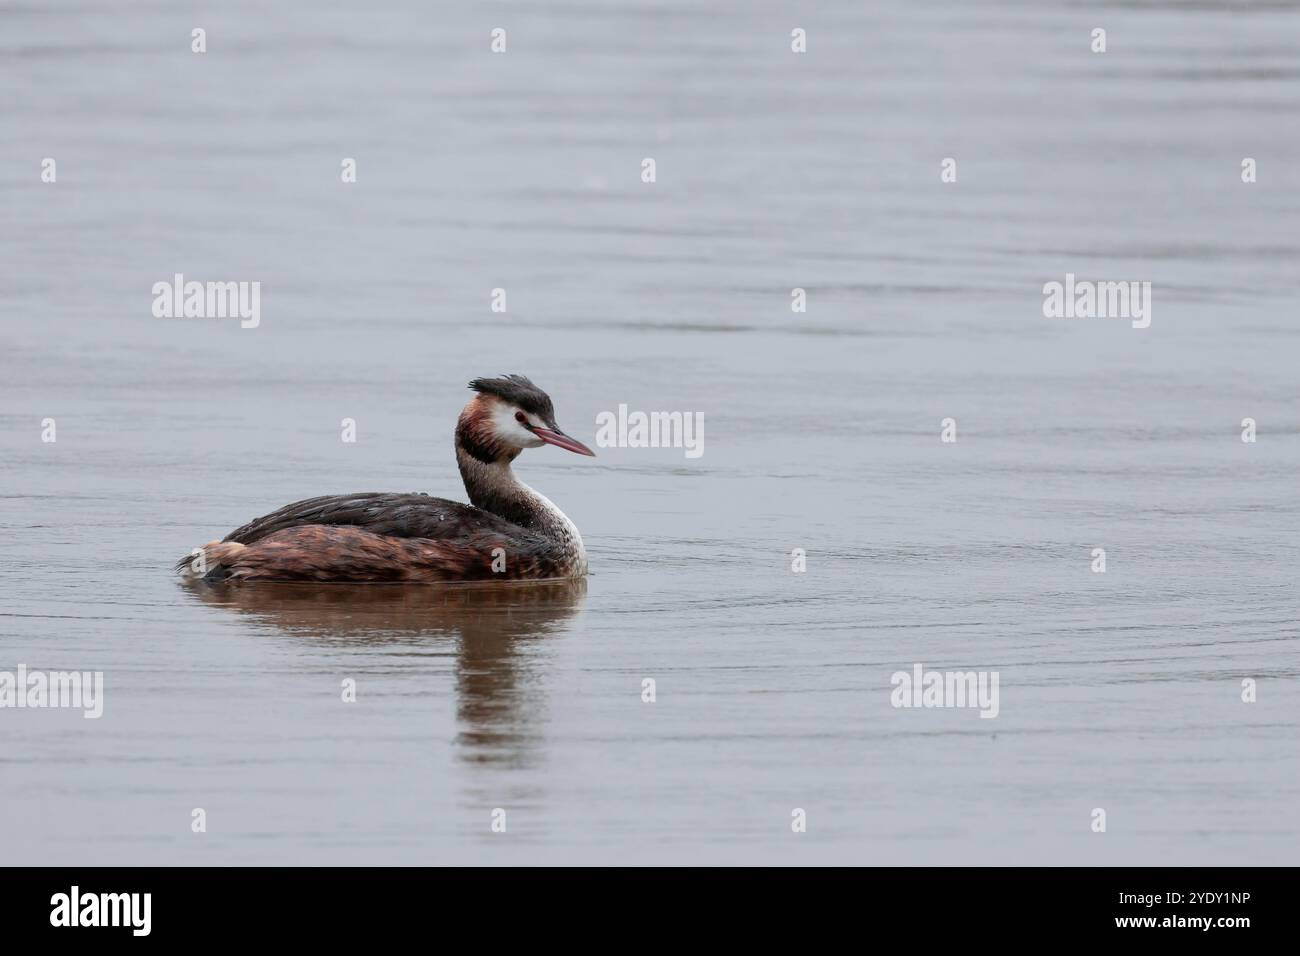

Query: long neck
left=455, top=446, right=546, bottom=531
left=455, top=435, right=582, bottom=554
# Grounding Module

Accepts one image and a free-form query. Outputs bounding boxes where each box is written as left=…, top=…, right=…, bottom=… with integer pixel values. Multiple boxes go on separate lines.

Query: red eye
left=515, top=411, right=527, bottom=424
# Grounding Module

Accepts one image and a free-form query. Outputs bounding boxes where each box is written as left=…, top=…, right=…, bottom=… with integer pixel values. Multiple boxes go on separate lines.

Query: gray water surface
left=2, top=0, right=1298, bottom=865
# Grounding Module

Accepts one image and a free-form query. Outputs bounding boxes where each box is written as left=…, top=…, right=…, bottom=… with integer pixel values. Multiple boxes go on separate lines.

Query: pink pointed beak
left=532, top=426, right=596, bottom=456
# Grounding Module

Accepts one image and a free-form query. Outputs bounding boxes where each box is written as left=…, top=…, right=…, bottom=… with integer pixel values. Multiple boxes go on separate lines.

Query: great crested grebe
left=176, top=375, right=594, bottom=583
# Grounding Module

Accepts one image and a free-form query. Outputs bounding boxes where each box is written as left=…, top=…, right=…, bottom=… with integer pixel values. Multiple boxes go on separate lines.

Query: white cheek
left=491, top=405, right=544, bottom=447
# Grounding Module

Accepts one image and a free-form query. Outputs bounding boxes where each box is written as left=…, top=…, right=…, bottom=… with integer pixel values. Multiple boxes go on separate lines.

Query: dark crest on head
left=468, top=374, right=556, bottom=424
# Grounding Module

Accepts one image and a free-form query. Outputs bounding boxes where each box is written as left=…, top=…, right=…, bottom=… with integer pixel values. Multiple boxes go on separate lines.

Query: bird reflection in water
left=180, top=579, right=586, bottom=766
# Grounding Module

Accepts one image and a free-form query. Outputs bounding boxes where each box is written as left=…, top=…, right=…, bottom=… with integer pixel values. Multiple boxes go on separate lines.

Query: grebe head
left=459, top=374, right=595, bottom=462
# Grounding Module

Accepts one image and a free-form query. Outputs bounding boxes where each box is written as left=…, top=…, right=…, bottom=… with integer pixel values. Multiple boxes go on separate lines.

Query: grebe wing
left=223, top=492, right=520, bottom=546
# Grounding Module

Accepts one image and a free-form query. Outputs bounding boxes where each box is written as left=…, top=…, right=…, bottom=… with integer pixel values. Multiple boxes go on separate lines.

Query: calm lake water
left=2, top=0, right=1298, bottom=865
